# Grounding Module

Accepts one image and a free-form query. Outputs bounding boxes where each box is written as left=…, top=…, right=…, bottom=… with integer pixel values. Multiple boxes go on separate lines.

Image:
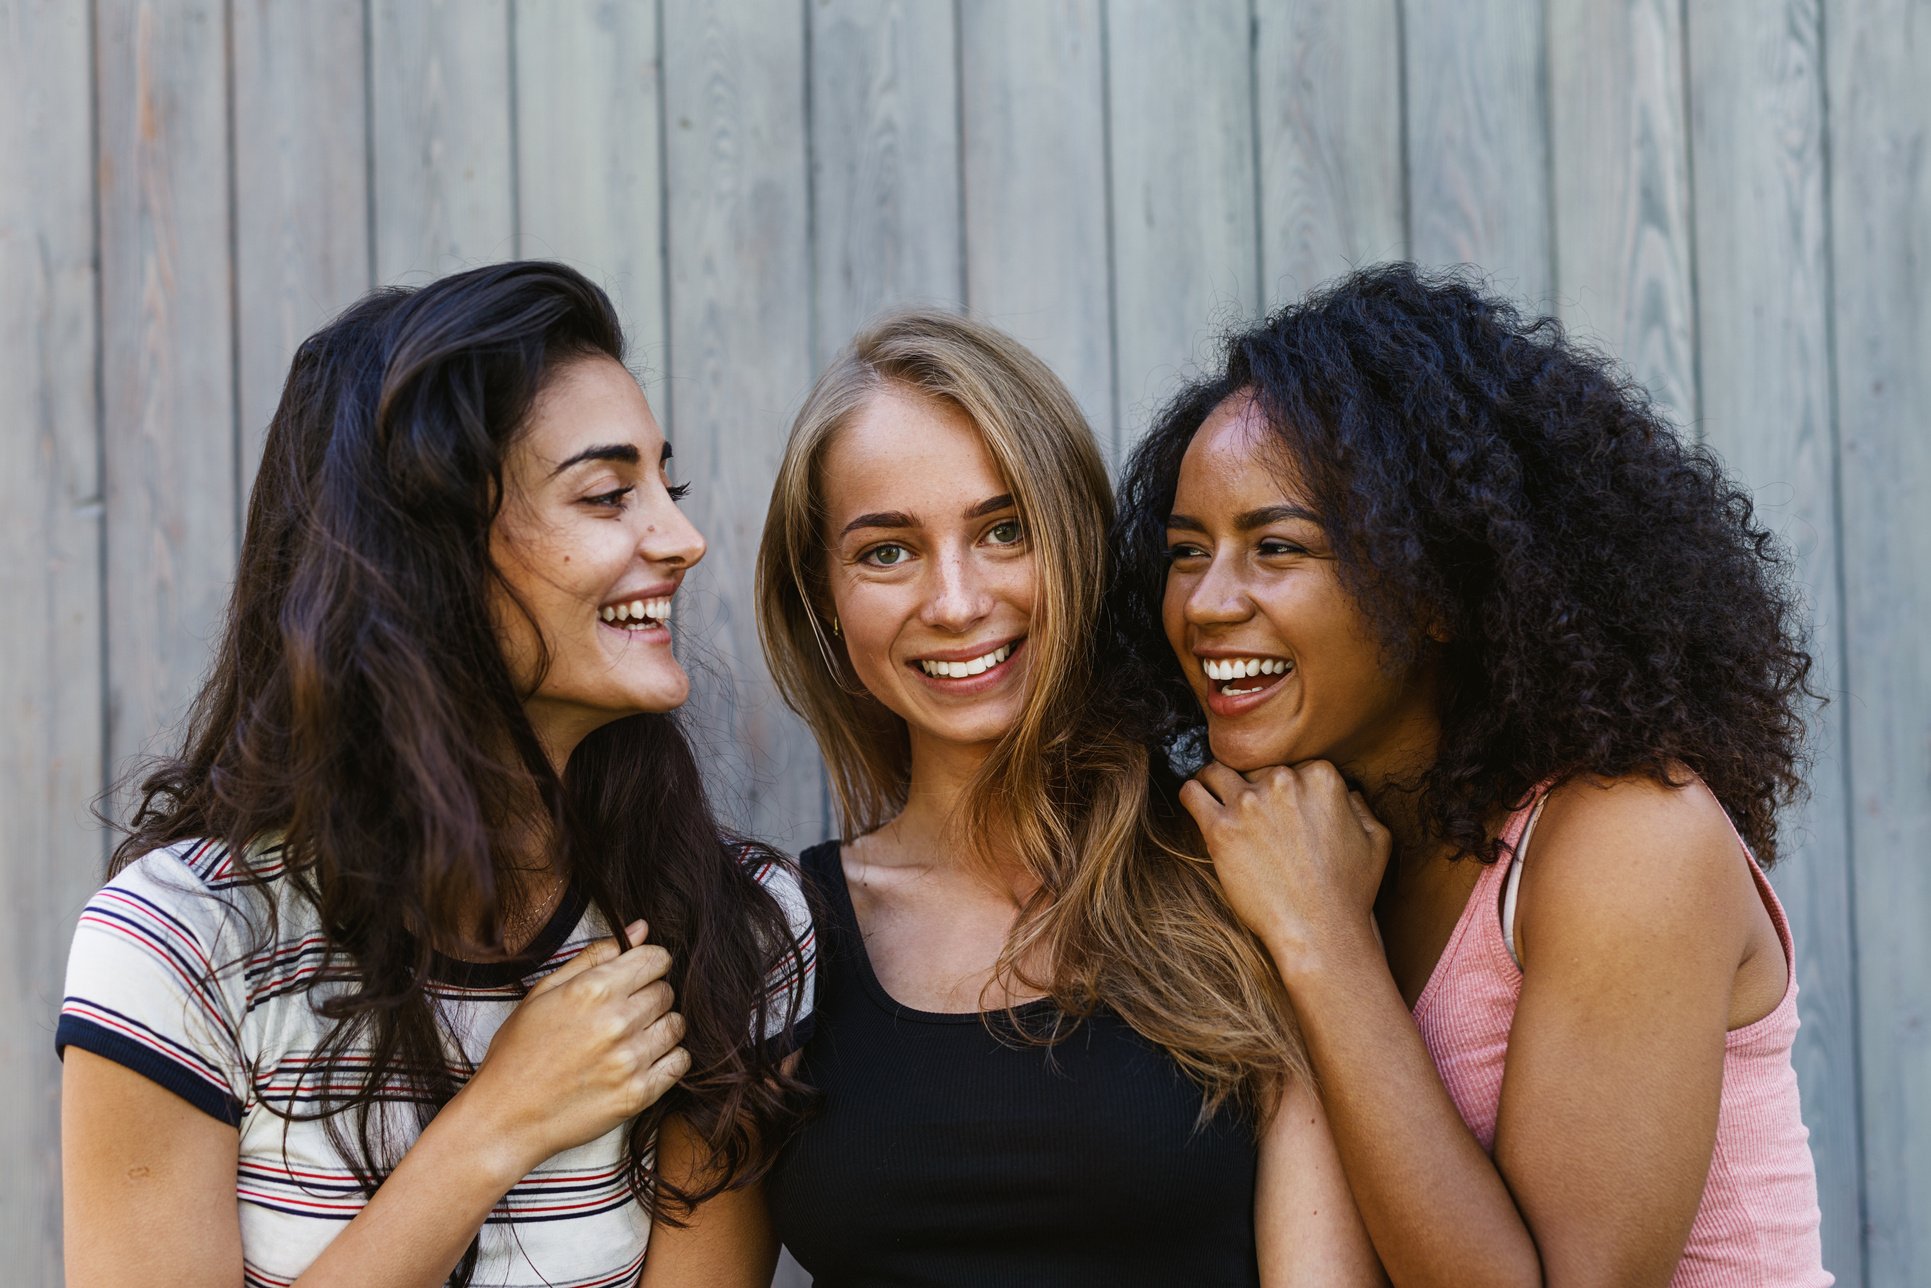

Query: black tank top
left=766, top=841, right=1261, bottom=1287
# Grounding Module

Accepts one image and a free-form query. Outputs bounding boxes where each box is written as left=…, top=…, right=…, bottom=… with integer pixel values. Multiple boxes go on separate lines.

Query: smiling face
left=1161, top=391, right=1439, bottom=782
left=819, top=385, right=1036, bottom=760
left=488, top=355, right=705, bottom=763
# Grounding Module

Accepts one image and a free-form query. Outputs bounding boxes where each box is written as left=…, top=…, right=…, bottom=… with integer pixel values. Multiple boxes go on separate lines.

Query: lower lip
left=908, top=640, right=1025, bottom=696
left=1202, top=668, right=1290, bottom=718
left=599, top=619, right=670, bottom=644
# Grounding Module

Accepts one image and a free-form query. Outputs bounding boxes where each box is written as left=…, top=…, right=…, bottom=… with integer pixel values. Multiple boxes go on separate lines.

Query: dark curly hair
left=1108, top=262, right=1817, bottom=864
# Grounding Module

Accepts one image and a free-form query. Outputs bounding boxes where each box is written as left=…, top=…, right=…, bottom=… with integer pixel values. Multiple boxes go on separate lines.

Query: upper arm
left=1495, top=777, right=1757, bottom=1285
left=62, top=1047, right=243, bottom=1288
left=1256, top=1077, right=1387, bottom=1288
left=636, top=1115, right=778, bottom=1288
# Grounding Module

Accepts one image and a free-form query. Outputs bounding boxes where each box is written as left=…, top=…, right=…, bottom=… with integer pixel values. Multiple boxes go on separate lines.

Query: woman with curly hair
left=1110, top=263, right=1830, bottom=1286
left=57, top=262, right=814, bottom=1287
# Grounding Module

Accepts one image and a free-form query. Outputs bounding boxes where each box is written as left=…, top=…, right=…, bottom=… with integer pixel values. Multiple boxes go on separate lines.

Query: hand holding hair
left=454, top=919, right=692, bottom=1184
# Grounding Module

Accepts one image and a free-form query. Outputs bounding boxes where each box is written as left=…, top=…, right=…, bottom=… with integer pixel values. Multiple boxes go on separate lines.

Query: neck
left=888, top=730, right=1028, bottom=890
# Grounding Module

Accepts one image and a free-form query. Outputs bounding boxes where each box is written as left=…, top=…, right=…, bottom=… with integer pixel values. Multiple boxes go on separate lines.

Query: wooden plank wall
left=2, top=1, right=1923, bottom=1281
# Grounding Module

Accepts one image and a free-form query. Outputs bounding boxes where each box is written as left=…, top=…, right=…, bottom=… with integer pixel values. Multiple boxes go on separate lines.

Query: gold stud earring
left=832, top=616, right=841, bottom=637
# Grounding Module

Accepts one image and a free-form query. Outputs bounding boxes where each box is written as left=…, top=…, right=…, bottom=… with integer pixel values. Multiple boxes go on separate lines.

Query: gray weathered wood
left=96, top=0, right=239, bottom=782
left=1827, top=0, right=1931, bottom=1279
left=808, top=0, right=964, bottom=364
left=1255, top=0, right=1406, bottom=306
left=370, top=0, right=515, bottom=282
left=1106, top=0, right=1256, bottom=455
left=1687, top=2, right=1862, bottom=1277
left=513, top=0, right=669, bottom=374
left=0, top=2, right=105, bottom=1277
left=231, top=0, right=372, bottom=497
left=1402, top=0, right=1553, bottom=305
left=661, top=0, right=823, bottom=849
left=1547, top=0, right=1696, bottom=426
left=959, top=0, right=1114, bottom=444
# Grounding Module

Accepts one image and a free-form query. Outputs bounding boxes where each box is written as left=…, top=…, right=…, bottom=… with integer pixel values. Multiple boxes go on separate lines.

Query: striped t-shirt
left=57, top=836, right=816, bottom=1288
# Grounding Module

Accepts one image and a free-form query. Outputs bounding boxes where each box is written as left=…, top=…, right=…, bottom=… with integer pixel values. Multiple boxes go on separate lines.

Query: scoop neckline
left=806, top=839, right=1057, bottom=1027
left=426, top=881, right=591, bottom=989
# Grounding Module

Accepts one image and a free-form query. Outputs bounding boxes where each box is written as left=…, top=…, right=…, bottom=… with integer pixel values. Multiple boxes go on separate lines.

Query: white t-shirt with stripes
left=58, top=836, right=816, bottom=1288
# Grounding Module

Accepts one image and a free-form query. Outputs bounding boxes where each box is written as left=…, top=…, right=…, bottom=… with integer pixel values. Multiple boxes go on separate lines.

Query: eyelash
left=1165, top=539, right=1306, bottom=560
left=583, top=481, right=691, bottom=508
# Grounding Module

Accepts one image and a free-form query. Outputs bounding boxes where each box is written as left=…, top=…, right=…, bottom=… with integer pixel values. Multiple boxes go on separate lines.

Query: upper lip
left=1191, top=646, right=1290, bottom=662
left=599, top=581, right=678, bottom=609
left=908, top=635, right=1024, bottom=664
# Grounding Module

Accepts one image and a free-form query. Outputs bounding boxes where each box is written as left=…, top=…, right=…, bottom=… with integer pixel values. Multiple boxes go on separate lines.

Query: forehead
left=821, top=386, right=1006, bottom=519
left=517, top=356, right=661, bottom=465
left=1174, top=392, right=1309, bottom=509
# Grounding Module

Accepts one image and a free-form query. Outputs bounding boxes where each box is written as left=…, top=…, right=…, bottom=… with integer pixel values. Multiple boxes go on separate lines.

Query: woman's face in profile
left=819, top=386, right=1037, bottom=756
left=488, top=355, right=706, bottom=758
left=1160, top=392, right=1435, bottom=777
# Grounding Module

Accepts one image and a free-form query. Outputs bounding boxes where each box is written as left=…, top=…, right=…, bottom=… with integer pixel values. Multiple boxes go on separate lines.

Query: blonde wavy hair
left=755, top=308, right=1306, bottom=1115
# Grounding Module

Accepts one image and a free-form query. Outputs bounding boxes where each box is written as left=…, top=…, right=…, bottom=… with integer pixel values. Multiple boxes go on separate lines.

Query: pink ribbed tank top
left=1410, top=782, right=1832, bottom=1286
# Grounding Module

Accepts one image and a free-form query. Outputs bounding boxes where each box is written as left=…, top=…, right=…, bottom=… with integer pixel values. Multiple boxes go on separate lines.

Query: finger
left=526, top=926, right=636, bottom=999
left=1192, top=760, right=1248, bottom=804
left=624, top=978, right=676, bottom=1027
left=594, top=941, right=674, bottom=996
left=631, top=1009, right=687, bottom=1066
left=1345, top=790, right=1386, bottom=837
left=1177, top=777, right=1219, bottom=826
left=630, top=1046, right=694, bottom=1113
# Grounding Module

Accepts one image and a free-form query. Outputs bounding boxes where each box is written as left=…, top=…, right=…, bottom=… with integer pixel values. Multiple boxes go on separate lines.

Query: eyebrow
left=840, top=493, right=1015, bottom=538
left=1166, top=503, right=1322, bottom=532
left=548, top=443, right=641, bottom=477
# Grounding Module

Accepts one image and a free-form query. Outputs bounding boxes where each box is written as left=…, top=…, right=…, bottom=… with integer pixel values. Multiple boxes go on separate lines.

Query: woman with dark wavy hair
left=57, top=262, right=814, bottom=1287
left=1110, top=264, right=1830, bottom=1286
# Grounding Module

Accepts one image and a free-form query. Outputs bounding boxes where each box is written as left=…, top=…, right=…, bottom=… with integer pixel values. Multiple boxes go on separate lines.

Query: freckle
left=126, top=1165, right=151, bottom=1180
left=563, top=556, right=570, bottom=563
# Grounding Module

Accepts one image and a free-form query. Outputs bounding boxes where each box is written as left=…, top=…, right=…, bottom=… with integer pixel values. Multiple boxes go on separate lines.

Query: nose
left=638, top=490, right=706, bottom=570
left=920, top=544, right=992, bottom=633
left=1184, top=548, right=1252, bottom=628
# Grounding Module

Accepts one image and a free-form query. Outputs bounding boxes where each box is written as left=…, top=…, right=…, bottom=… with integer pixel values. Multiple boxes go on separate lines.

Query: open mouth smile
left=597, top=595, right=672, bottom=633
left=1198, top=654, right=1292, bottom=714
left=908, top=637, right=1024, bottom=687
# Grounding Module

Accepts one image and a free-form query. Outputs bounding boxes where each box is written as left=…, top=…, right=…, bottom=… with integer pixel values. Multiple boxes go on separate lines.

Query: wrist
left=1264, top=916, right=1383, bottom=989
left=435, top=1082, right=542, bottom=1194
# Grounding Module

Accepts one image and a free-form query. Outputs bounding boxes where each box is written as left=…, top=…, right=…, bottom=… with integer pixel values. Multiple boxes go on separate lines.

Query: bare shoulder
left=1516, top=771, right=1761, bottom=962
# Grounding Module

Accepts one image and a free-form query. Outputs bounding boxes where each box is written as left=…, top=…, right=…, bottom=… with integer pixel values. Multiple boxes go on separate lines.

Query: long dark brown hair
left=112, top=261, right=809, bottom=1278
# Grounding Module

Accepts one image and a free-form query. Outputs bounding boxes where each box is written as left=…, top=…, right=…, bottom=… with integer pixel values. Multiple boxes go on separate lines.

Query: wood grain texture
left=1687, top=2, right=1861, bottom=1277
left=95, top=0, right=238, bottom=783
left=370, top=0, right=515, bottom=282
left=1402, top=0, right=1553, bottom=304
left=513, top=0, right=668, bottom=373
left=661, top=0, right=823, bottom=849
left=1256, top=0, right=1406, bottom=306
left=1827, top=0, right=1931, bottom=1279
left=1548, top=0, right=1696, bottom=426
left=959, top=0, right=1114, bottom=443
left=0, top=2, right=104, bottom=1276
left=231, top=0, right=371, bottom=496
left=1106, top=0, right=1256, bottom=455
left=809, top=0, right=963, bottom=363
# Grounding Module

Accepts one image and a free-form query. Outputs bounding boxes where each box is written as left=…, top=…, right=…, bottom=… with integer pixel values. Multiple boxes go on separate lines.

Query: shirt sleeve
left=56, top=843, right=252, bottom=1126
left=740, top=846, right=817, bottom=1056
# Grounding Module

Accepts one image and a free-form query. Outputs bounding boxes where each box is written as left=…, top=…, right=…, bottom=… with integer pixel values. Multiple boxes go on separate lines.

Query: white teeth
left=1202, top=657, right=1289, bottom=682
left=600, top=596, right=673, bottom=628
left=918, top=642, right=1014, bottom=678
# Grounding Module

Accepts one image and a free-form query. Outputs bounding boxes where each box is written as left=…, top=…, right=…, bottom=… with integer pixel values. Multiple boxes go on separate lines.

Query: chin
left=1205, top=726, right=1294, bottom=774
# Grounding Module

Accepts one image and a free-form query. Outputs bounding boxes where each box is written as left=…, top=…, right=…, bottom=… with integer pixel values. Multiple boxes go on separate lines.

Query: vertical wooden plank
left=513, top=0, right=668, bottom=372
left=1828, top=0, right=1931, bottom=1279
left=1255, top=0, right=1406, bottom=306
left=369, top=0, right=514, bottom=282
left=959, top=0, right=1113, bottom=443
left=1547, top=0, right=1696, bottom=425
left=1402, top=0, right=1553, bottom=304
left=1688, top=2, right=1862, bottom=1277
left=231, top=0, right=371, bottom=496
left=809, top=0, right=963, bottom=364
left=661, top=0, right=821, bottom=848
left=0, top=1, right=104, bottom=1275
left=1106, top=0, right=1256, bottom=452
left=96, top=0, right=238, bottom=779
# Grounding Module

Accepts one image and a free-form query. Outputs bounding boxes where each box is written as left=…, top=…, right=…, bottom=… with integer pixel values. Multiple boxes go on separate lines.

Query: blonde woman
left=751, top=310, right=1381, bottom=1285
